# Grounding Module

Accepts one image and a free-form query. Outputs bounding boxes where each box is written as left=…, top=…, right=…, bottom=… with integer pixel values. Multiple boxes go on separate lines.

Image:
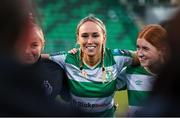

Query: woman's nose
left=25, top=47, right=31, bottom=54
left=138, top=52, right=144, bottom=58
left=87, top=37, right=93, bottom=43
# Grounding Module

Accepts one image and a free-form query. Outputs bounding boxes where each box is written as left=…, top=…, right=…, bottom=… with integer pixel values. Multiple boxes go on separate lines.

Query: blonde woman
left=43, top=15, right=138, bottom=116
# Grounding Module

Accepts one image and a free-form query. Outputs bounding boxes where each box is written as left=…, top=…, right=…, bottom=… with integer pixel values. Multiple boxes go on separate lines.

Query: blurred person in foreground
left=14, top=16, right=70, bottom=102
left=135, top=10, right=180, bottom=116
left=0, top=0, right=81, bottom=116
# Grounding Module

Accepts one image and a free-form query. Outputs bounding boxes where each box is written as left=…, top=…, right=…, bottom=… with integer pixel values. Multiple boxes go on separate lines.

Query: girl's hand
left=68, top=48, right=78, bottom=54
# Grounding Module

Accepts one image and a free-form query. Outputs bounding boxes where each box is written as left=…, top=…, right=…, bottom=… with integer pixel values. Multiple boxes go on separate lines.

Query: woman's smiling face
left=77, top=21, right=105, bottom=57
left=137, top=38, right=163, bottom=68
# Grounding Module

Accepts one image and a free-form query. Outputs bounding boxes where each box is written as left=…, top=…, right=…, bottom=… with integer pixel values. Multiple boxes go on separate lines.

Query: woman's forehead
left=79, top=21, right=103, bottom=33
left=137, top=38, right=149, bottom=45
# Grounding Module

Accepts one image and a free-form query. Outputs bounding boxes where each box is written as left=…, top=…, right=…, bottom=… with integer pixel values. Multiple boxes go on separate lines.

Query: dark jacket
left=0, top=56, right=81, bottom=116
left=33, top=57, right=70, bottom=101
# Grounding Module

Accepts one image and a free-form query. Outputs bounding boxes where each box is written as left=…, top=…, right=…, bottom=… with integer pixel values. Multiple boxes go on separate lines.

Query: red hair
left=138, top=24, right=167, bottom=50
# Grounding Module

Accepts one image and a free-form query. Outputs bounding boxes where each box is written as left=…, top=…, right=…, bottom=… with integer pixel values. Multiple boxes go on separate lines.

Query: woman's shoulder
left=126, top=65, right=151, bottom=76
left=49, top=51, right=67, bottom=57
left=40, top=57, right=64, bottom=71
left=107, top=48, right=133, bottom=57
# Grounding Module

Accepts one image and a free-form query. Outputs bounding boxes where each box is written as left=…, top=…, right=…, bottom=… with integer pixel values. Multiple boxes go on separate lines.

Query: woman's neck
left=83, top=55, right=101, bottom=67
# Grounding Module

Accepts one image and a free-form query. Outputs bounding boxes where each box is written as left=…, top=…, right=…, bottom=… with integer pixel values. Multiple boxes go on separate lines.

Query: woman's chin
left=87, top=53, right=96, bottom=57
left=22, top=59, right=36, bottom=64
left=84, top=51, right=96, bottom=57
left=140, top=62, right=148, bottom=67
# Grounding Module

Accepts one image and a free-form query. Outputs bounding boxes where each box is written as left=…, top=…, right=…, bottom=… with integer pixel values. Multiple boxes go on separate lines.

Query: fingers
left=41, top=54, right=50, bottom=59
left=68, top=48, right=78, bottom=54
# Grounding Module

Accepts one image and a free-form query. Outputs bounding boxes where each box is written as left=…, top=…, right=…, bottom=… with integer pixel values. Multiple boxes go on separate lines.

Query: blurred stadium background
left=34, top=0, right=179, bottom=116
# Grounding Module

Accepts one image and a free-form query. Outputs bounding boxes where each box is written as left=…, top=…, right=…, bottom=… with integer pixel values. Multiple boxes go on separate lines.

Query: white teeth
left=86, top=46, right=95, bottom=49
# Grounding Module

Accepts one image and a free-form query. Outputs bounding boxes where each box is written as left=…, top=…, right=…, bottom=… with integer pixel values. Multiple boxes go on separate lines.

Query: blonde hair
left=76, top=14, right=106, bottom=36
left=33, top=24, right=45, bottom=44
left=27, top=12, right=45, bottom=44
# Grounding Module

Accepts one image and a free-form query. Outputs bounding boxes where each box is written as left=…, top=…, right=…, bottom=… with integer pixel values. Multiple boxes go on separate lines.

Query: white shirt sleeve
left=50, top=52, right=67, bottom=69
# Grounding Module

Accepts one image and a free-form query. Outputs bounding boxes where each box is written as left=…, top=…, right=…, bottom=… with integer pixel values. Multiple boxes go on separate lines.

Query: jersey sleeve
left=116, top=67, right=127, bottom=90
left=112, top=49, right=134, bottom=71
left=111, top=49, right=134, bottom=90
left=49, top=51, right=67, bottom=69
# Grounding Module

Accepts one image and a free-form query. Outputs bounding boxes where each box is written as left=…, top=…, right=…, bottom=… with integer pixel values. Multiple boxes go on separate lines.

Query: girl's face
left=15, top=30, right=43, bottom=64
left=77, top=21, right=105, bottom=57
left=137, top=38, right=164, bottom=68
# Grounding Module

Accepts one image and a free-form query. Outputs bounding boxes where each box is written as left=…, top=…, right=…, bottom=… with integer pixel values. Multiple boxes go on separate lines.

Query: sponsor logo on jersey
left=135, top=80, right=142, bottom=85
left=72, top=99, right=109, bottom=109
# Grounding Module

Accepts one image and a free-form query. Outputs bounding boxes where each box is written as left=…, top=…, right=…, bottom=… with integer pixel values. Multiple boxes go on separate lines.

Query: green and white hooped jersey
left=50, top=48, right=133, bottom=116
left=119, top=65, right=156, bottom=115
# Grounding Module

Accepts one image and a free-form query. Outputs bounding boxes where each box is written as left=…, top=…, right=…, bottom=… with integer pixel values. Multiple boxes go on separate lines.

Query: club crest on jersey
left=81, top=70, right=88, bottom=79
left=43, top=80, right=53, bottom=95
left=105, top=68, right=114, bottom=82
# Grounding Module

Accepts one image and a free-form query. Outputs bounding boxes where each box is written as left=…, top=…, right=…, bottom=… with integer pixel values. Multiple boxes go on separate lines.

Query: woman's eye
left=92, top=32, right=99, bottom=38
left=143, top=47, right=149, bottom=51
left=31, top=43, right=39, bottom=48
left=81, top=34, right=89, bottom=38
left=92, top=34, right=99, bottom=38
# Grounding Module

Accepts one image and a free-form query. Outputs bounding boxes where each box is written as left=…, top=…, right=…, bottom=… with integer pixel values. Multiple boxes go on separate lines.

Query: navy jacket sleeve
left=40, top=58, right=70, bottom=101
